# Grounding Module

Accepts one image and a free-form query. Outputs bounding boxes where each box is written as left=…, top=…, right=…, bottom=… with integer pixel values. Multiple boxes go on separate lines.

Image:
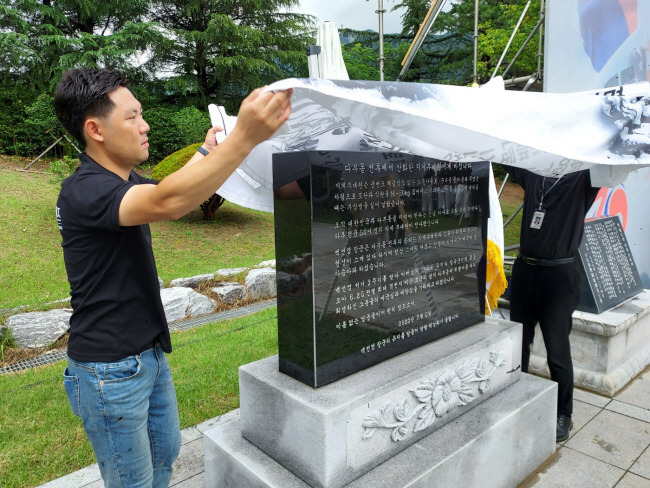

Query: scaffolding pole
left=376, top=0, right=386, bottom=81
left=501, top=14, right=545, bottom=80
left=489, top=0, right=533, bottom=80
left=472, top=0, right=479, bottom=87
left=398, top=0, right=448, bottom=81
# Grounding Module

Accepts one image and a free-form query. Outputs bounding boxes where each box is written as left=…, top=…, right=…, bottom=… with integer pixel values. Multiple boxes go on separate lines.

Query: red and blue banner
left=546, top=0, right=650, bottom=287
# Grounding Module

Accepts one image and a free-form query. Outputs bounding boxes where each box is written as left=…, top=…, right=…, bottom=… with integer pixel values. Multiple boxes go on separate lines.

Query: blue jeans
left=64, top=345, right=181, bottom=488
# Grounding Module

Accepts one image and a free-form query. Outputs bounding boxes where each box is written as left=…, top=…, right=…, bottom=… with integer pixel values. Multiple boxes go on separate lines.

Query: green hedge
left=0, top=88, right=210, bottom=164
left=144, top=106, right=210, bottom=163
left=0, top=92, right=65, bottom=157
left=152, top=143, right=226, bottom=220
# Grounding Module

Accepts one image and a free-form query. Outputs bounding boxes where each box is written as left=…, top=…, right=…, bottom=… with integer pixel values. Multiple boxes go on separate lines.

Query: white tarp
left=213, top=77, right=650, bottom=212
left=314, top=22, right=349, bottom=80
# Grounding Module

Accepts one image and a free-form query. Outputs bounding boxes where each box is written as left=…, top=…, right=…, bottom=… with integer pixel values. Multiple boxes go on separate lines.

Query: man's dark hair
left=54, top=68, right=130, bottom=147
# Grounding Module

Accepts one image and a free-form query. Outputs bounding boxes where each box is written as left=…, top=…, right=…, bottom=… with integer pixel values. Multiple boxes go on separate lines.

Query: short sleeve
left=500, top=165, right=528, bottom=189
left=132, top=171, right=158, bottom=185
left=60, top=171, right=133, bottom=232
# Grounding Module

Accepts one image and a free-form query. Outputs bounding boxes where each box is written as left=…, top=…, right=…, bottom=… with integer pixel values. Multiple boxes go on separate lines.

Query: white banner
left=211, top=76, right=650, bottom=305
left=220, top=77, right=650, bottom=209
left=269, top=78, right=650, bottom=178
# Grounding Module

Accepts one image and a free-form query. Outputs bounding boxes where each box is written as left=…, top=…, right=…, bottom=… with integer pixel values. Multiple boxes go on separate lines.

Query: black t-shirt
left=503, top=166, right=599, bottom=259
left=57, top=154, right=171, bottom=362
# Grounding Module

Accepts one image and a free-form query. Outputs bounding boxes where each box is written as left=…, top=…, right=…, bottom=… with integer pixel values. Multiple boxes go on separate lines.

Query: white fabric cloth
left=209, top=104, right=275, bottom=212
left=264, top=78, right=650, bottom=187
left=315, top=22, right=349, bottom=80
left=209, top=77, right=650, bottom=213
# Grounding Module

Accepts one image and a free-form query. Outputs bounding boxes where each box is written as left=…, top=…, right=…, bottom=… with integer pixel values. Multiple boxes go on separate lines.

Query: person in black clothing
left=502, top=165, right=599, bottom=443
left=54, top=68, right=291, bottom=487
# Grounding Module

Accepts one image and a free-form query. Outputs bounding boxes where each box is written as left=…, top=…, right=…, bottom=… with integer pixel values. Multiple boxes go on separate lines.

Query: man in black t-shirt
left=502, top=165, right=599, bottom=444
left=55, top=68, right=291, bottom=487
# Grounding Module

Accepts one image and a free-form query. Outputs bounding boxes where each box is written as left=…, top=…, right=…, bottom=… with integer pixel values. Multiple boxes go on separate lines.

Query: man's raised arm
left=118, top=87, right=292, bottom=226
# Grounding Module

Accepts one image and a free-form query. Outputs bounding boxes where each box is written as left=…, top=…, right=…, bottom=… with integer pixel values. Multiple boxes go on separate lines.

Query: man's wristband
left=196, top=146, right=209, bottom=156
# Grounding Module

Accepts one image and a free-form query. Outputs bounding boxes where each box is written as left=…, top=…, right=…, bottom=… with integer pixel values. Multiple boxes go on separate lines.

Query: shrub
left=143, top=106, right=185, bottom=164
left=48, top=155, right=80, bottom=182
left=174, top=107, right=212, bottom=147
left=0, top=83, right=36, bottom=155
left=151, top=143, right=202, bottom=181
left=15, top=93, right=65, bottom=157
left=0, top=86, right=210, bottom=162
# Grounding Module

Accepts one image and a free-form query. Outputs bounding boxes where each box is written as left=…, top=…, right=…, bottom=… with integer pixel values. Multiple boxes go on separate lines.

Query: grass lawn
left=0, top=164, right=68, bottom=310
left=0, top=307, right=279, bottom=488
left=0, top=156, right=275, bottom=311
left=501, top=199, right=524, bottom=253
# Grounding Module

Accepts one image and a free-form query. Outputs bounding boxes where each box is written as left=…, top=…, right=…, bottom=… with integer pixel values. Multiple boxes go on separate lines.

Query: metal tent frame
left=398, top=0, right=546, bottom=91
left=396, top=0, right=549, bottom=253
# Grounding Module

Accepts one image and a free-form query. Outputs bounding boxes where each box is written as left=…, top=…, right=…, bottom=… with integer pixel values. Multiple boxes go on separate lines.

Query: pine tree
left=147, top=0, right=314, bottom=111
left=0, top=0, right=159, bottom=92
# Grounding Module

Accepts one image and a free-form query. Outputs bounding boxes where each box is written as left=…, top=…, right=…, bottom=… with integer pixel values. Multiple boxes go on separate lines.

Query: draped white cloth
left=212, top=77, right=650, bottom=212
left=315, top=22, right=349, bottom=81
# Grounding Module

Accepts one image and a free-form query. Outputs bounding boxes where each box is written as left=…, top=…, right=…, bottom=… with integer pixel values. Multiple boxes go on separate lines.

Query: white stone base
left=527, top=289, right=650, bottom=397
left=204, top=373, right=557, bottom=488
left=204, top=318, right=557, bottom=488
left=238, top=319, right=522, bottom=488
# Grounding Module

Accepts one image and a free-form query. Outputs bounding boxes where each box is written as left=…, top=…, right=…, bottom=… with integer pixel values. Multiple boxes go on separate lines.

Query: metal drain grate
left=1, top=299, right=277, bottom=375
left=169, top=299, right=276, bottom=331
left=0, top=349, right=68, bottom=375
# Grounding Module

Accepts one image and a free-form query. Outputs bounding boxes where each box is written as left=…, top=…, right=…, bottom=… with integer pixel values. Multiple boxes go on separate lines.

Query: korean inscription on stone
left=577, top=216, right=643, bottom=314
left=273, top=151, right=488, bottom=387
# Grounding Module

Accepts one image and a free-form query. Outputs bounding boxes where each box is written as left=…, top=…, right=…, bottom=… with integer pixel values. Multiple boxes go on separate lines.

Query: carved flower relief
left=432, top=370, right=468, bottom=415
left=362, top=403, right=393, bottom=441
left=362, top=348, right=508, bottom=443
left=475, top=359, right=493, bottom=393
left=392, top=399, right=415, bottom=441
left=410, top=370, right=468, bottom=432
left=490, top=349, right=506, bottom=367
left=362, top=399, right=416, bottom=442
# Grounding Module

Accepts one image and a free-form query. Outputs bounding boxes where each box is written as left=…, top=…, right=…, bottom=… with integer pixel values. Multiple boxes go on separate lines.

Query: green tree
left=0, top=0, right=159, bottom=91
left=394, top=0, right=433, bottom=38
left=343, top=42, right=383, bottom=80
left=392, top=0, right=542, bottom=85
left=148, top=0, right=314, bottom=112
left=0, top=0, right=163, bottom=153
left=390, top=0, right=446, bottom=82
left=341, top=38, right=413, bottom=82
left=475, top=0, right=542, bottom=83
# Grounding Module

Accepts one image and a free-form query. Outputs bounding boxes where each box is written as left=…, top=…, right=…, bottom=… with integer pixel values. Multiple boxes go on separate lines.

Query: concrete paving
left=39, top=368, right=650, bottom=488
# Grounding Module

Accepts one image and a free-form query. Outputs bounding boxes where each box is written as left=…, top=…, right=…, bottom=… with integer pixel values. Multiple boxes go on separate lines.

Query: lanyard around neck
left=539, top=175, right=563, bottom=210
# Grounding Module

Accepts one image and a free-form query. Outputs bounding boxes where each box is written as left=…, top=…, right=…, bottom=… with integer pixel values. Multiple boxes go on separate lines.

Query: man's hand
left=182, top=126, right=223, bottom=169
left=229, top=87, right=293, bottom=153
left=202, top=126, right=223, bottom=152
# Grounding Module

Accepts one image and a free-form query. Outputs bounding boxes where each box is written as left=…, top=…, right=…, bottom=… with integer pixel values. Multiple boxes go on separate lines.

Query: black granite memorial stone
left=273, top=151, right=488, bottom=387
left=577, top=216, right=643, bottom=314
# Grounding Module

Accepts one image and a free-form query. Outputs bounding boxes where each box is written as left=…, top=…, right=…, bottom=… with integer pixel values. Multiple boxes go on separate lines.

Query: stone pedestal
left=204, top=318, right=557, bottom=488
left=527, top=289, right=650, bottom=397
